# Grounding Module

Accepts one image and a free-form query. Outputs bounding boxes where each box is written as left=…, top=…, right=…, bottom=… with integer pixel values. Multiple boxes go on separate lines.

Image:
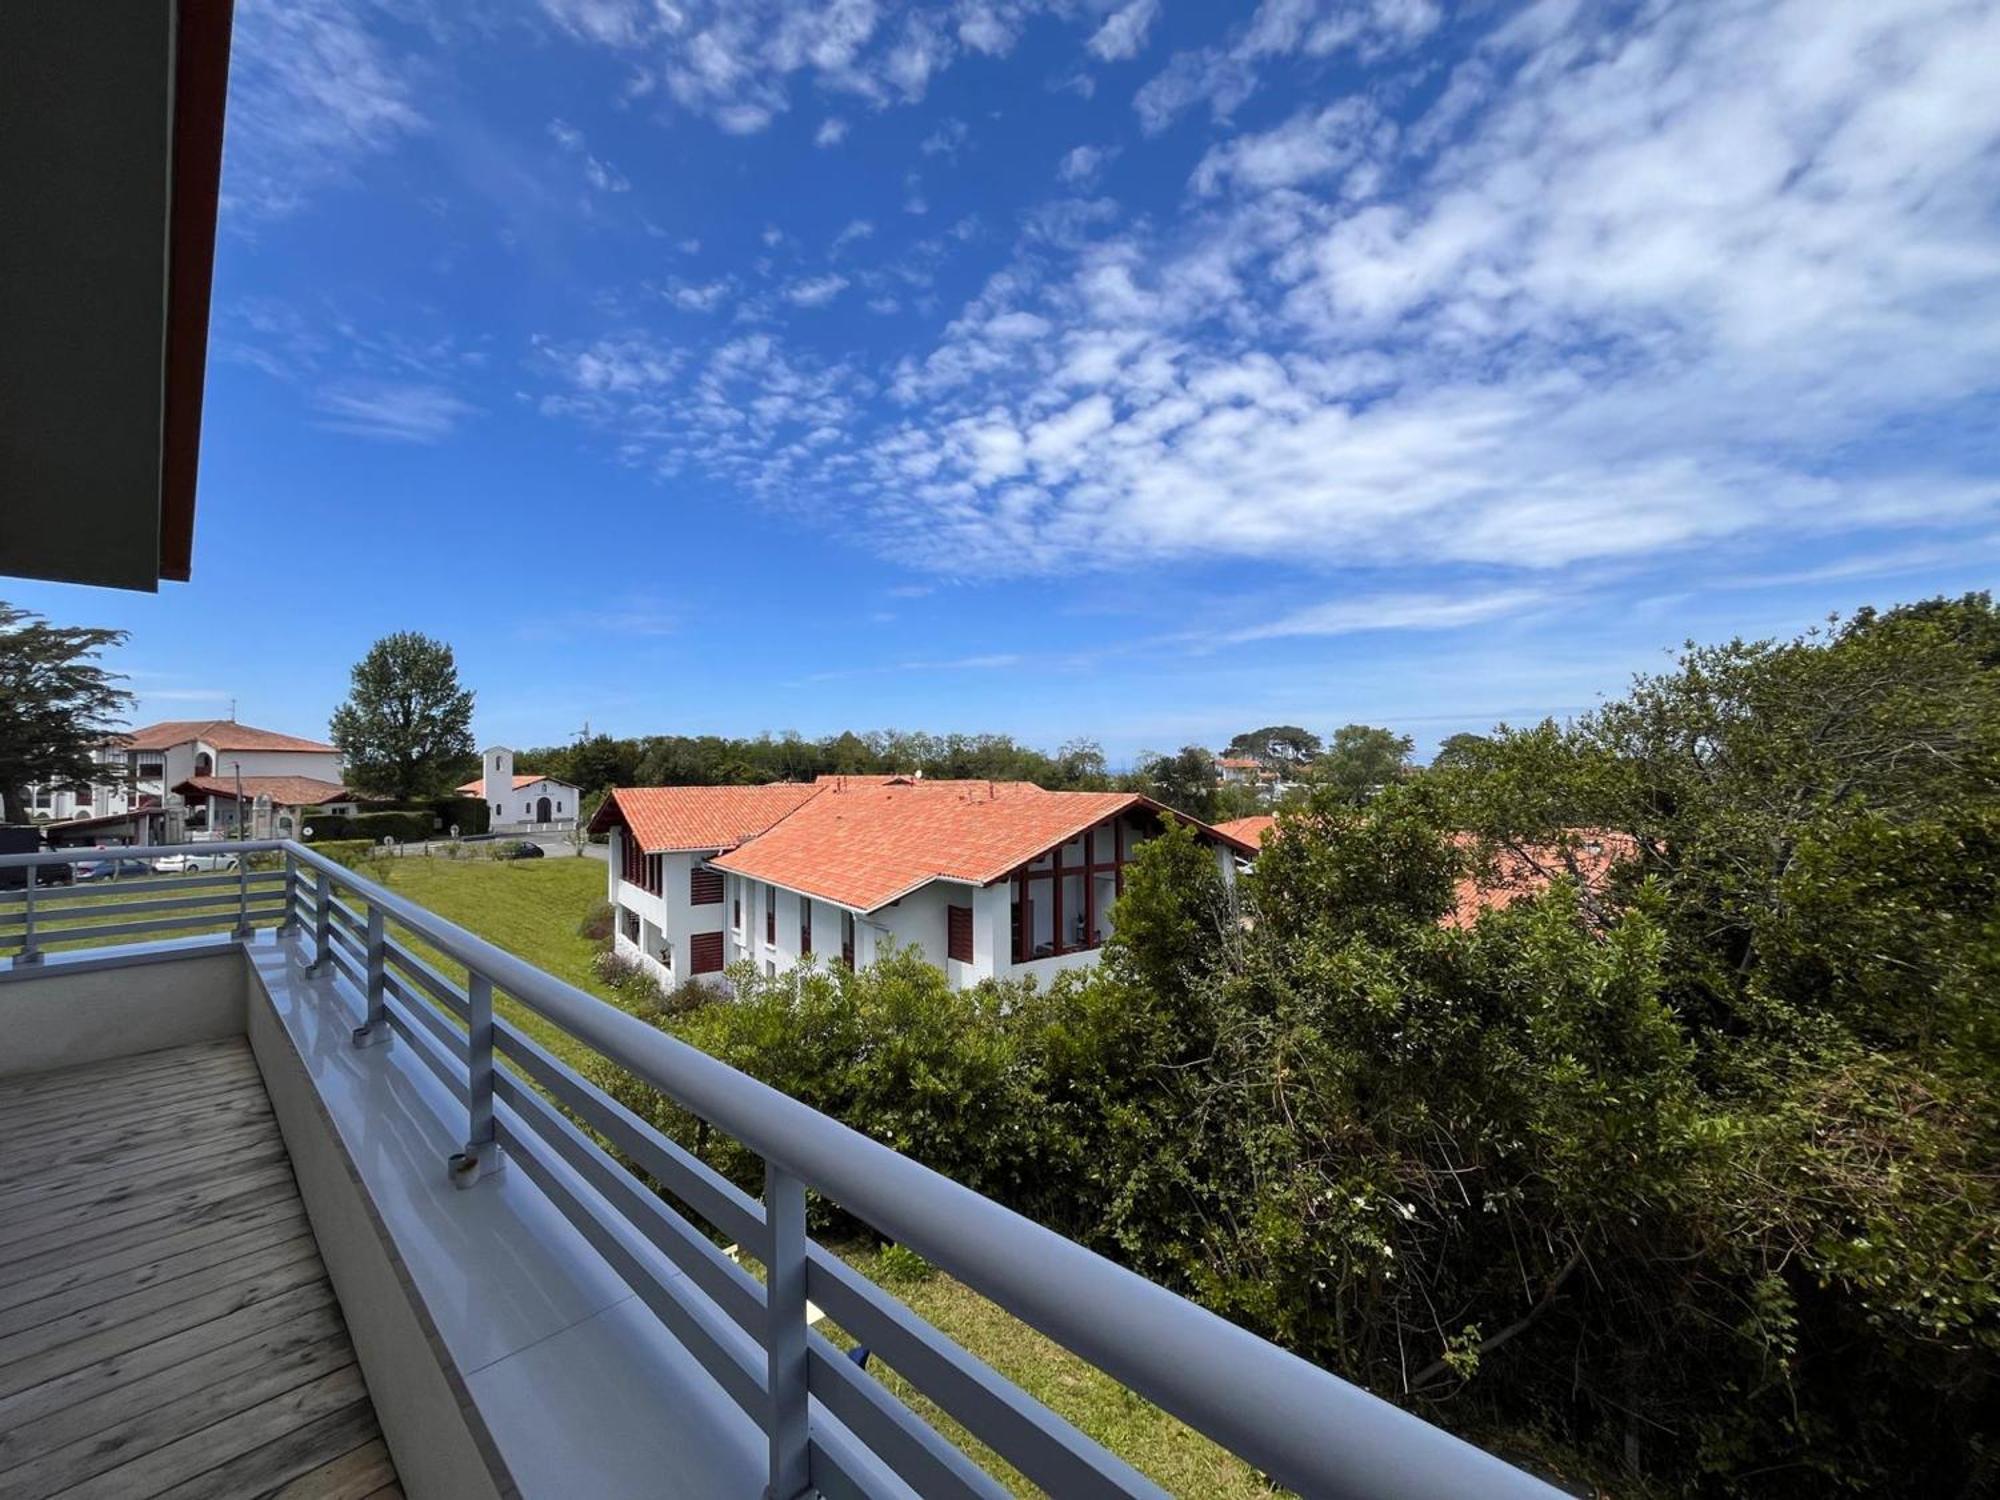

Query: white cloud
left=312, top=381, right=477, bottom=443
left=1087, top=0, right=1159, bottom=62
left=548, top=118, right=631, bottom=193
left=1189, top=99, right=1384, bottom=196
left=538, top=0, right=1149, bottom=133
left=921, top=117, right=971, bottom=158
left=830, top=219, right=876, bottom=255
left=1227, top=588, right=1551, bottom=642
left=1057, top=144, right=1119, bottom=185
left=785, top=273, right=851, bottom=307
left=844, top=0, right=2000, bottom=577
left=224, top=0, right=424, bottom=218
left=666, top=278, right=733, bottom=312
left=1135, top=0, right=1441, bottom=133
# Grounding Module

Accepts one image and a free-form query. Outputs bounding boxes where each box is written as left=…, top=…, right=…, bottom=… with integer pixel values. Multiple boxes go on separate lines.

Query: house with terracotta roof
left=455, top=746, right=583, bottom=831
left=1206, top=815, right=1636, bottom=924
left=23, top=718, right=343, bottom=834
left=588, top=775, right=1258, bottom=991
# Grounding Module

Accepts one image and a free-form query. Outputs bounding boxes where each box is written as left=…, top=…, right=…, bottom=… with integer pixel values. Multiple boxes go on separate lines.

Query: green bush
left=577, top=899, right=615, bottom=942
left=301, top=809, right=436, bottom=843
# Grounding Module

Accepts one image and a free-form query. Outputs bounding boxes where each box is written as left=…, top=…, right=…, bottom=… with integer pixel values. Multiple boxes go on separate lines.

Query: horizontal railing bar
left=496, top=1026, right=1061, bottom=1500
left=807, top=1341, right=1009, bottom=1500
left=384, top=975, right=468, bottom=1061
left=0, top=841, right=288, bottom=870
left=387, top=995, right=472, bottom=1102
left=0, top=868, right=282, bottom=905
left=20, top=910, right=284, bottom=947
left=494, top=1017, right=764, bottom=1249
left=328, top=896, right=367, bottom=937
left=327, top=920, right=368, bottom=968
left=0, top=888, right=266, bottom=927
left=322, top=941, right=365, bottom=995
left=494, top=1116, right=770, bottom=1423
left=805, top=1252, right=1158, bottom=1499
left=382, top=939, right=466, bottom=1014
left=495, top=1070, right=763, bottom=1334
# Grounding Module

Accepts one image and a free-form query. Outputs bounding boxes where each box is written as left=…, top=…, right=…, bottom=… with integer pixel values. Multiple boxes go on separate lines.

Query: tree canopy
left=328, top=632, right=476, bottom=800
left=590, top=592, right=1999, bottom=1496
left=1309, top=722, right=1415, bottom=803
left=1223, top=723, right=1322, bottom=765
left=0, top=601, right=131, bottom=824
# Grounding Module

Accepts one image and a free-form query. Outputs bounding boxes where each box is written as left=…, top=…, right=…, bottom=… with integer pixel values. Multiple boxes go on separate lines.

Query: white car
left=152, top=849, right=241, bottom=874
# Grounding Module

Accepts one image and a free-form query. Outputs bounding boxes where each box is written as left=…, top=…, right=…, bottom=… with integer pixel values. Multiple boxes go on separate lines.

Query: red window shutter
left=690, top=932, right=724, bottom=974
left=691, top=866, right=724, bottom=905
left=947, top=904, right=973, bottom=963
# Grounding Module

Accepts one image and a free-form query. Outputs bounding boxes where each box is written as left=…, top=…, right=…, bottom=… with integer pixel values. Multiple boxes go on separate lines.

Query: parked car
left=73, top=856, right=156, bottom=882
left=500, top=840, right=545, bottom=860
left=0, top=826, right=73, bottom=888
left=152, top=849, right=241, bottom=874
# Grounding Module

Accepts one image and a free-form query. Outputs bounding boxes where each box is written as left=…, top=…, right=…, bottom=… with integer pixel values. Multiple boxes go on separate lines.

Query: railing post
left=278, top=850, right=298, bottom=936
left=18, top=865, right=42, bottom=967
left=233, top=849, right=253, bottom=941
left=306, top=866, right=331, bottom=976
left=448, top=972, right=504, bottom=1188
left=352, top=904, right=392, bottom=1049
left=763, top=1162, right=812, bottom=1500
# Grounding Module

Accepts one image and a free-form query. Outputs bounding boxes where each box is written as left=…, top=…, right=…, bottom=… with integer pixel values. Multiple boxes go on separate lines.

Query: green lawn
left=340, top=854, right=1277, bottom=1497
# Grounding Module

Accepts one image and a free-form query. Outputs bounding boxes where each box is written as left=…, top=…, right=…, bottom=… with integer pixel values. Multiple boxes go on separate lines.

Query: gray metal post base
left=350, top=1021, right=394, bottom=1049
left=448, top=1142, right=505, bottom=1190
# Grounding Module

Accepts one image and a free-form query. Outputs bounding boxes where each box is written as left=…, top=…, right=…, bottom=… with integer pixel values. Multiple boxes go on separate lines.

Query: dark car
left=74, top=856, right=156, bottom=882
left=0, top=826, right=74, bottom=888
left=500, top=840, right=545, bottom=860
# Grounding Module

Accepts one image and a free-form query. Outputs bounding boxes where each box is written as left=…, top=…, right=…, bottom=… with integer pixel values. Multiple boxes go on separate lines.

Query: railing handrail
left=5, top=837, right=1555, bottom=1497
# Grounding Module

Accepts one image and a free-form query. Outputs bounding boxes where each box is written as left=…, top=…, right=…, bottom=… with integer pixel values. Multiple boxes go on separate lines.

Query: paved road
left=385, top=835, right=605, bottom=861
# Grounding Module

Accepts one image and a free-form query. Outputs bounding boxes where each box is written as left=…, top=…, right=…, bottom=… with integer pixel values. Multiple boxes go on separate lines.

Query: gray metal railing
left=1, top=839, right=1557, bottom=1500
left=0, top=840, right=290, bottom=963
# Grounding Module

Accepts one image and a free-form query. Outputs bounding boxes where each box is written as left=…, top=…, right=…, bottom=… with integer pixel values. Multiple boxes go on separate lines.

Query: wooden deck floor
left=0, top=1037, right=401, bottom=1499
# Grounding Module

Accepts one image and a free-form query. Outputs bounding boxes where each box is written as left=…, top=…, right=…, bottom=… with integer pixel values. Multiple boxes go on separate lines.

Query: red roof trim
left=159, top=0, right=235, bottom=583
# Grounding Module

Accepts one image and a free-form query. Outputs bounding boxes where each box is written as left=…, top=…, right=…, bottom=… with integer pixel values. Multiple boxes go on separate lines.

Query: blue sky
left=13, top=0, right=2000, bottom=764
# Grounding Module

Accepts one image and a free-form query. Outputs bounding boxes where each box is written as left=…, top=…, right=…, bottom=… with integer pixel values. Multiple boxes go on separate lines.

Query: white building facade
left=19, top=719, right=343, bottom=826
left=458, top=747, right=582, bottom=831
left=592, top=779, right=1251, bottom=994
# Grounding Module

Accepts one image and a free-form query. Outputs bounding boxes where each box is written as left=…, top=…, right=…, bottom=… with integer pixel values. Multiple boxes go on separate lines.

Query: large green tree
left=1309, top=723, right=1414, bottom=803
left=328, top=632, right=475, bottom=800
left=1223, top=724, right=1322, bottom=766
left=1132, top=745, right=1219, bottom=820
left=0, top=602, right=131, bottom=823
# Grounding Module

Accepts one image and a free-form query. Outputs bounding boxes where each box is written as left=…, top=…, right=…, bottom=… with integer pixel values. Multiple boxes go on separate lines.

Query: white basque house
left=21, top=719, right=350, bottom=843
left=588, top=775, right=1254, bottom=990
left=457, top=746, right=581, bottom=831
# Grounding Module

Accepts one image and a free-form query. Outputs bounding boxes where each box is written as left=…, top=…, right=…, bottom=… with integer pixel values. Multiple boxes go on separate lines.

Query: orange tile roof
left=709, top=781, right=1136, bottom=910
left=1214, top=815, right=1277, bottom=847
left=1447, top=831, right=1636, bottom=928
left=112, top=719, right=338, bottom=753
left=708, top=780, right=1256, bottom=912
left=590, top=783, right=827, bottom=853
left=456, top=772, right=569, bottom=796
left=173, top=775, right=356, bottom=806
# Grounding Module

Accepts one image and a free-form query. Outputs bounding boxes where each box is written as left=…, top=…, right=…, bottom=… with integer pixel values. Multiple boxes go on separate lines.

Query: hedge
left=300, top=809, right=436, bottom=843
